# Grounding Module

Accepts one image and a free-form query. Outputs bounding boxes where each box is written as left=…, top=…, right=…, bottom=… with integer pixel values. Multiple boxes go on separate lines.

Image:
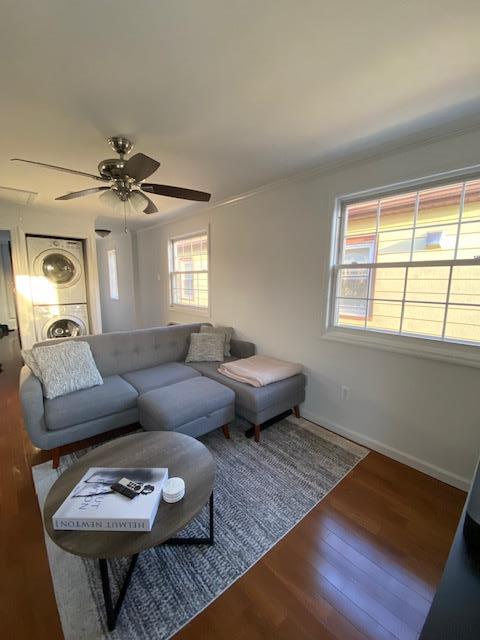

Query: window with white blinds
left=330, top=176, right=480, bottom=348
left=169, top=232, right=209, bottom=309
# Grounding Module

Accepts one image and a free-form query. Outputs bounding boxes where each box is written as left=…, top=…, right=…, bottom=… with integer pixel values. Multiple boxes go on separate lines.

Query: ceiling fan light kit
left=99, top=188, right=121, bottom=209
left=129, top=190, right=149, bottom=213
left=11, top=136, right=211, bottom=217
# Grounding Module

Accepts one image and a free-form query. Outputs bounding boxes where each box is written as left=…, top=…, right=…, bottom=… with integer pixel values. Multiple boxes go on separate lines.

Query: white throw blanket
left=218, top=355, right=303, bottom=387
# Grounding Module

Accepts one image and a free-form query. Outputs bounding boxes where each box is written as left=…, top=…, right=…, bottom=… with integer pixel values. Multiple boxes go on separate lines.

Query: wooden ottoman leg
left=51, top=447, right=60, bottom=469
left=222, top=424, right=230, bottom=439
left=254, top=424, right=261, bottom=443
left=293, top=405, right=301, bottom=419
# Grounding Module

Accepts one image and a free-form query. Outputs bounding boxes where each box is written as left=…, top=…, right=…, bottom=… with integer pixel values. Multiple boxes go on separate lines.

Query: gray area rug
left=33, top=416, right=368, bottom=639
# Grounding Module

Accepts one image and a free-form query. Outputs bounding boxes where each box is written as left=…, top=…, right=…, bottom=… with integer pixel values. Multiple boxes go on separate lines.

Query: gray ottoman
left=138, top=376, right=235, bottom=439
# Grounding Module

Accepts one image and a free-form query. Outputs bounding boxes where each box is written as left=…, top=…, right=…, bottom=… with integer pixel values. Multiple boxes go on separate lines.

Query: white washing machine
left=33, top=304, right=89, bottom=341
left=27, top=236, right=87, bottom=305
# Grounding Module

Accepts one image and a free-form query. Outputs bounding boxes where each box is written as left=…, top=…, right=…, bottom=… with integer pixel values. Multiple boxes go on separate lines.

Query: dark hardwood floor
left=0, top=332, right=465, bottom=639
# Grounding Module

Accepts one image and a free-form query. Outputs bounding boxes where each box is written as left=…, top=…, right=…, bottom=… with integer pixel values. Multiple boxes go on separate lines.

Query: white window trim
left=168, top=229, right=210, bottom=316
left=323, top=163, right=480, bottom=369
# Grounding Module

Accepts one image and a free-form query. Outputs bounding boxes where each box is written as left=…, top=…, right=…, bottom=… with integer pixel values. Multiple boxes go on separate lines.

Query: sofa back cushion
left=33, top=324, right=204, bottom=377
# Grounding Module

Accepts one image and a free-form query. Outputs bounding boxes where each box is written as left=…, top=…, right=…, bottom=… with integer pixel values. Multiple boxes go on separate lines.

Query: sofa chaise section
left=186, top=359, right=306, bottom=441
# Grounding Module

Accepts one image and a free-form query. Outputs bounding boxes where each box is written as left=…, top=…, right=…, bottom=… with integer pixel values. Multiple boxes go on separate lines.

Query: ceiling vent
left=0, top=185, right=37, bottom=206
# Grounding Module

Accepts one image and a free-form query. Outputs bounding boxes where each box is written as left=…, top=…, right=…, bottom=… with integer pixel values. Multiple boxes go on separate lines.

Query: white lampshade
left=129, top=190, right=148, bottom=213
left=99, top=188, right=120, bottom=209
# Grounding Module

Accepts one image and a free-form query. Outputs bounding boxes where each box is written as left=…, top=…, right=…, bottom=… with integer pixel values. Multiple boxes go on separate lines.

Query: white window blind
left=330, top=176, right=480, bottom=347
left=169, top=233, right=208, bottom=309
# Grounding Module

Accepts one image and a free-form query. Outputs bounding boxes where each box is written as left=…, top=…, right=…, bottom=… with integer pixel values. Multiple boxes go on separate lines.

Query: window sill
left=169, top=304, right=210, bottom=318
left=322, top=326, right=480, bottom=369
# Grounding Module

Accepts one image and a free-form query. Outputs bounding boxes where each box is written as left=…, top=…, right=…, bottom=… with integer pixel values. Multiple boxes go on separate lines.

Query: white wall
left=96, top=222, right=137, bottom=332
left=0, top=202, right=102, bottom=348
left=136, top=126, right=480, bottom=490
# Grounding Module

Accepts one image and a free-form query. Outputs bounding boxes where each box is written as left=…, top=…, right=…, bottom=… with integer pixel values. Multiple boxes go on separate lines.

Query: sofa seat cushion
left=45, top=375, right=138, bottom=431
left=186, top=360, right=306, bottom=414
left=121, top=362, right=200, bottom=395
left=139, top=376, right=235, bottom=430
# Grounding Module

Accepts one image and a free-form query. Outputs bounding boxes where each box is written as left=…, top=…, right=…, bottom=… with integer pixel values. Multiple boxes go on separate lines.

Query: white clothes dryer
left=27, top=236, right=87, bottom=305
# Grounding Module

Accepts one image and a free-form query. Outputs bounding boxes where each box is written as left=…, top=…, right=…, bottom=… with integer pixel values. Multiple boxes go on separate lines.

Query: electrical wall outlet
left=341, top=385, right=349, bottom=400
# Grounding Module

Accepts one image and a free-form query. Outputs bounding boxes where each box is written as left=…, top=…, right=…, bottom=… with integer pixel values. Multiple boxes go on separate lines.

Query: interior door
left=0, top=241, right=17, bottom=330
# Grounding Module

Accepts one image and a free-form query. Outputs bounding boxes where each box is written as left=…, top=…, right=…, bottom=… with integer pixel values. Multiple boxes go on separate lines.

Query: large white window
left=329, top=174, right=480, bottom=354
left=169, top=232, right=209, bottom=310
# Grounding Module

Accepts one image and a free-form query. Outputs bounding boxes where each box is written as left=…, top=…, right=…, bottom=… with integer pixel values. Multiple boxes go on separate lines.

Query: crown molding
left=135, top=113, right=480, bottom=235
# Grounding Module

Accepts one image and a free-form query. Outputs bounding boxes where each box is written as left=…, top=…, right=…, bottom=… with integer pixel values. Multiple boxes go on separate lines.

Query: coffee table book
left=52, top=467, right=168, bottom=532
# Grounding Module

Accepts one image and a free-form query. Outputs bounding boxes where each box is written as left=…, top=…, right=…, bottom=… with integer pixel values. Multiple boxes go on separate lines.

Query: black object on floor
left=420, top=458, right=480, bottom=639
left=244, top=409, right=293, bottom=439
left=0, top=325, right=9, bottom=338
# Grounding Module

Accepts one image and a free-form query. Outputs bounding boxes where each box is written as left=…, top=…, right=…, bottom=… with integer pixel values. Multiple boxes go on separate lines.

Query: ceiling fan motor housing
left=98, top=158, right=128, bottom=179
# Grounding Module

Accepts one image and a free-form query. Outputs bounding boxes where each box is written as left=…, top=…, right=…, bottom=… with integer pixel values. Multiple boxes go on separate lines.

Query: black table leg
left=98, top=492, right=214, bottom=631
left=165, top=491, right=214, bottom=546
left=99, top=553, right=139, bottom=631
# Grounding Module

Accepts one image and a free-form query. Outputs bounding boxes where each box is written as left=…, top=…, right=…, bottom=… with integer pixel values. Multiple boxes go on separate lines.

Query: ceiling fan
left=11, top=136, right=211, bottom=215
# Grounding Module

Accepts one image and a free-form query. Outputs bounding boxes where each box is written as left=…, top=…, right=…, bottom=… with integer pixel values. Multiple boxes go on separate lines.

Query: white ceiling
left=2, top=0, right=480, bottom=228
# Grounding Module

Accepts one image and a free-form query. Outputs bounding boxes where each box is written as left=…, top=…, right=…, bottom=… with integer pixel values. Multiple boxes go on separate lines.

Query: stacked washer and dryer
left=27, top=235, right=90, bottom=341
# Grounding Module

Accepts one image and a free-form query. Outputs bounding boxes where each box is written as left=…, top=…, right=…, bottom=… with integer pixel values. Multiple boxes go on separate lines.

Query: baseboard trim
left=301, top=410, right=470, bottom=491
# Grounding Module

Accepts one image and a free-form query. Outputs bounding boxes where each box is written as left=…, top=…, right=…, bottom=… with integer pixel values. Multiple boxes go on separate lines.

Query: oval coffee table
left=44, top=431, right=215, bottom=631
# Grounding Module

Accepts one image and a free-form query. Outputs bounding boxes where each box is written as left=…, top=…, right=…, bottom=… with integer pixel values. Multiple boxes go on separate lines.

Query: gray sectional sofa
left=19, top=323, right=306, bottom=462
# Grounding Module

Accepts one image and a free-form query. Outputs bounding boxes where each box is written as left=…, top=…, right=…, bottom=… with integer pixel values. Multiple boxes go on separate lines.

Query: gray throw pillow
left=32, top=340, right=103, bottom=400
left=185, top=332, right=225, bottom=363
left=200, top=324, right=233, bottom=356
left=21, top=349, right=44, bottom=381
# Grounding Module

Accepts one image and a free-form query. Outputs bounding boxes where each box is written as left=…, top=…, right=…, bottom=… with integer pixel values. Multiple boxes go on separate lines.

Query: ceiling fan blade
left=141, top=194, right=158, bottom=214
left=124, top=153, right=160, bottom=181
left=11, top=158, right=109, bottom=182
left=141, top=183, right=211, bottom=202
left=55, top=186, right=111, bottom=201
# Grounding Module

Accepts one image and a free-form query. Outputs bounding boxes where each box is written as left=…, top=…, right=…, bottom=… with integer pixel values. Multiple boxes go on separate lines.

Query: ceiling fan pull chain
left=123, top=200, right=128, bottom=234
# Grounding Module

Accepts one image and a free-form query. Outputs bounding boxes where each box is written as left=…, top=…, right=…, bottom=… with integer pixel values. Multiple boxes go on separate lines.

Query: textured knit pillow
left=32, top=340, right=103, bottom=400
left=185, top=332, right=225, bottom=363
left=200, top=324, right=233, bottom=356
left=21, top=349, right=44, bottom=381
